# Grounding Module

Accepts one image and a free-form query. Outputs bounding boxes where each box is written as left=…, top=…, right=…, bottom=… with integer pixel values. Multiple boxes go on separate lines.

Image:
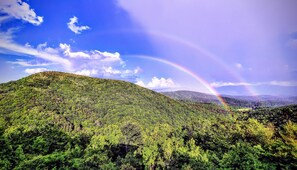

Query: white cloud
left=120, top=67, right=142, bottom=75
left=59, top=43, right=121, bottom=63
left=25, top=42, right=31, bottom=48
left=235, top=63, right=242, bottom=69
left=135, top=80, right=146, bottom=87
left=103, top=67, right=121, bottom=75
left=37, top=43, right=59, bottom=54
left=0, top=0, right=43, bottom=25
left=25, top=68, right=47, bottom=74
left=75, top=69, right=98, bottom=76
left=60, top=43, right=90, bottom=58
left=102, top=66, right=142, bottom=78
left=136, top=77, right=176, bottom=89
left=37, top=42, right=48, bottom=50
left=211, top=81, right=297, bottom=88
left=133, top=67, right=142, bottom=74
left=67, top=16, right=90, bottom=34
left=95, top=51, right=121, bottom=62
left=56, top=43, right=126, bottom=76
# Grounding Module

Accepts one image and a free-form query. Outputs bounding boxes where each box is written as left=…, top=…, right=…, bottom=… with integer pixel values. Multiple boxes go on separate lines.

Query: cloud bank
left=25, top=68, right=48, bottom=74
left=2, top=39, right=140, bottom=78
left=136, top=77, right=176, bottom=89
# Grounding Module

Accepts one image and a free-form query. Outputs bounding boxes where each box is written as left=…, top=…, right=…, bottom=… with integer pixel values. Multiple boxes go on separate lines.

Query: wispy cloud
left=211, top=82, right=253, bottom=87
left=67, top=16, right=90, bottom=34
left=0, top=28, right=18, bottom=42
left=1, top=36, right=140, bottom=78
left=0, top=36, right=72, bottom=68
left=269, top=81, right=297, bottom=87
left=0, top=15, right=10, bottom=24
left=211, top=81, right=297, bottom=88
left=136, top=77, right=176, bottom=89
left=0, top=0, right=43, bottom=25
left=8, top=59, right=54, bottom=67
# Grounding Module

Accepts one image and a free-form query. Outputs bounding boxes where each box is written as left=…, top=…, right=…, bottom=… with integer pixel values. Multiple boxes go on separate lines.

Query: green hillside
left=0, top=71, right=197, bottom=131
left=0, top=72, right=296, bottom=169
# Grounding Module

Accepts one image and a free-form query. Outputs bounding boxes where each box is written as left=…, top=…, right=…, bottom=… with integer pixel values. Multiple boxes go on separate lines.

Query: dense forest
left=0, top=72, right=296, bottom=169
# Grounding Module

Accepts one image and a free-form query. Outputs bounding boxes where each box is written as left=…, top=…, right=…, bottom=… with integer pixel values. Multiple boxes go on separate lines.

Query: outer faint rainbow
left=126, top=54, right=230, bottom=110
left=89, top=29, right=257, bottom=97
left=141, top=30, right=258, bottom=96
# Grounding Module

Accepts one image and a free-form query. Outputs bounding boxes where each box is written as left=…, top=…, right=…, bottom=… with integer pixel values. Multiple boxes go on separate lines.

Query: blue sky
left=0, top=0, right=297, bottom=96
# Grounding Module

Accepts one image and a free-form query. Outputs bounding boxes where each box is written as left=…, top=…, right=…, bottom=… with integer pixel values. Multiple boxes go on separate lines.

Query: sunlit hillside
left=0, top=72, right=296, bottom=169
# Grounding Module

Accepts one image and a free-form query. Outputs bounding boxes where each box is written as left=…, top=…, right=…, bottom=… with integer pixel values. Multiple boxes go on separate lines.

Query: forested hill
left=0, top=72, right=296, bottom=169
left=0, top=71, right=199, bottom=129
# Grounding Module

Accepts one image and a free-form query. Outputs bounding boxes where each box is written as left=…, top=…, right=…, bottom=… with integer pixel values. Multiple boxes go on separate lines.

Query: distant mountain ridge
left=162, top=90, right=297, bottom=107
left=162, top=90, right=220, bottom=103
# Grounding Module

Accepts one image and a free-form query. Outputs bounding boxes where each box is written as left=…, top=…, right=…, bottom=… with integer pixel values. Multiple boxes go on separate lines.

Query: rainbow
left=91, top=29, right=258, bottom=96
left=140, top=30, right=258, bottom=96
left=125, top=54, right=230, bottom=110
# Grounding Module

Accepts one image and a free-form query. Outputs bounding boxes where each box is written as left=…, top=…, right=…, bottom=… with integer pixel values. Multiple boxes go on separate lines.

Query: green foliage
left=244, top=118, right=274, bottom=145
left=219, top=142, right=273, bottom=170
left=0, top=71, right=296, bottom=169
left=121, top=122, right=142, bottom=146
left=240, top=105, right=297, bottom=128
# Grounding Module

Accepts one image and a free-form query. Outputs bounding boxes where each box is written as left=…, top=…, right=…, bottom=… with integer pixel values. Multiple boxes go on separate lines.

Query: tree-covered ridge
left=0, top=72, right=296, bottom=169
left=163, top=90, right=297, bottom=108
left=239, top=105, right=297, bottom=127
left=0, top=71, right=197, bottom=130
